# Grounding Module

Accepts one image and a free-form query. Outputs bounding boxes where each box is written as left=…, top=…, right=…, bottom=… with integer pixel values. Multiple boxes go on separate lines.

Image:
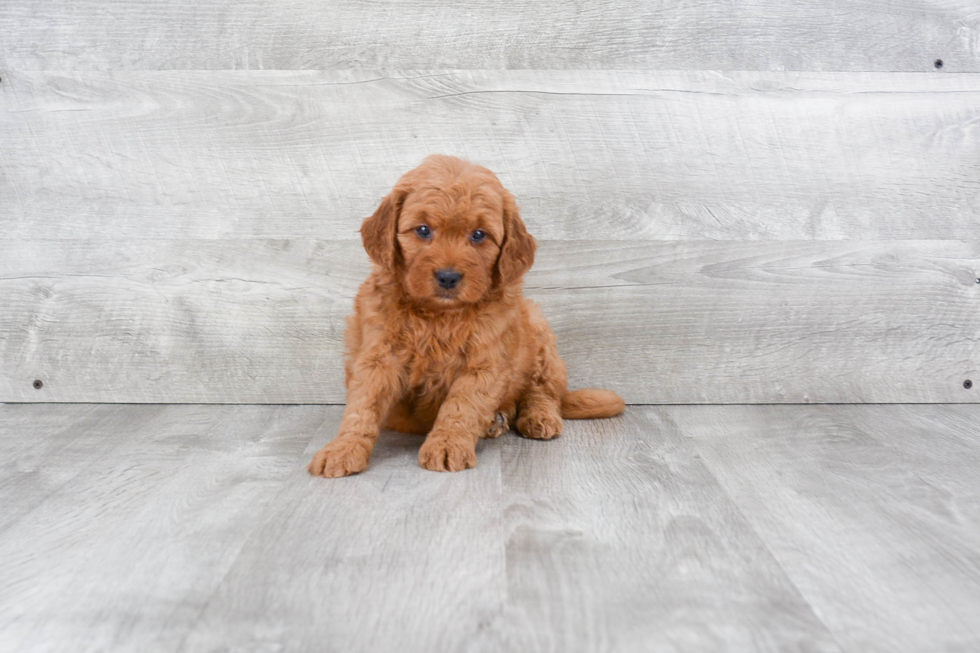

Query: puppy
left=309, top=155, right=624, bottom=477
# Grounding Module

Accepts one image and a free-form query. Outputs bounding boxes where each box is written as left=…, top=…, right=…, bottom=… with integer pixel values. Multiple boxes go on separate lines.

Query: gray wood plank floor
left=1, top=403, right=978, bottom=651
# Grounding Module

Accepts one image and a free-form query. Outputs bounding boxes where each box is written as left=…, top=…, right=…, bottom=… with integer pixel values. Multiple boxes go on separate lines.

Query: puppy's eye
left=471, top=229, right=487, bottom=243
left=415, top=225, right=432, bottom=239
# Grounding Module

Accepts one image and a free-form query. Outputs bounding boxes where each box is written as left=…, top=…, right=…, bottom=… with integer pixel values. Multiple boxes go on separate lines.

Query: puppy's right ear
left=360, top=188, right=406, bottom=272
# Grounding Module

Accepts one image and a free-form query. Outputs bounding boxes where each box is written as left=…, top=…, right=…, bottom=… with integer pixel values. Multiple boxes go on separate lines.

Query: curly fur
left=309, top=155, right=624, bottom=477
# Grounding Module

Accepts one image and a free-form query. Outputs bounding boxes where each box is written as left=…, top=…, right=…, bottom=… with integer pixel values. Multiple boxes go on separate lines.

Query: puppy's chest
left=401, top=321, right=474, bottom=390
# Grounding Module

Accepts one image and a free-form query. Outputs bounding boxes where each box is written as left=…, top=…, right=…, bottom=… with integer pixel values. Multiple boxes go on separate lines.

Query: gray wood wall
left=1, top=3, right=978, bottom=403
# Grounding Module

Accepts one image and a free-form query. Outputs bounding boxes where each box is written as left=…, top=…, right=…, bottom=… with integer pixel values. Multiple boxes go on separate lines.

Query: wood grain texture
left=0, top=404, right=162, bottom=533
left=0, top=405, right=845, bottom=651
left=475, top=409, right=840, bottom=652
left=182, top=410, right=508, bottom=652
left=675, top=404, right=980, bottom=652
left=2, top=238, right=977, bottom=404
left=6, top=404, right=980, bottom=650
left=1, top=0, right=978, bottom=71
left=0, top=404, right=320, bottom=653
left=3, top=70, right=979, bottom=241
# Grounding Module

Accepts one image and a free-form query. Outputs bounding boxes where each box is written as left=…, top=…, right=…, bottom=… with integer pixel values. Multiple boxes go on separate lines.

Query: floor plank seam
left=674, top=424, right=850, bottom=652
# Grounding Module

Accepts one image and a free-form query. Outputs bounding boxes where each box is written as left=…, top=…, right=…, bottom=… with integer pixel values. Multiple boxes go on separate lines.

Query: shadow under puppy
left=309, top=155, right=624, bottom=477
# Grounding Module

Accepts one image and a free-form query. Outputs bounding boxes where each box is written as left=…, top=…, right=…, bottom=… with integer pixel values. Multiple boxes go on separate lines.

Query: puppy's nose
left=435, top=269, right=462, bottom=290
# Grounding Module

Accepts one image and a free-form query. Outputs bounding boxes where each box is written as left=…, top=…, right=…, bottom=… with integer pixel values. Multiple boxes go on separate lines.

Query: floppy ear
left=495, top=189, right=536, bottom=287
left=360, top=188, right=406, bottom=272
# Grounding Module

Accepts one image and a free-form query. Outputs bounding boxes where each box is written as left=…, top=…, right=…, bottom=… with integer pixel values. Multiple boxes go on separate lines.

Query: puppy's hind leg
left=484, top=402, right=516, bottom=439
left=516, top=386, right=563, bottom=440
left=515, top=331, right=567, bottom=441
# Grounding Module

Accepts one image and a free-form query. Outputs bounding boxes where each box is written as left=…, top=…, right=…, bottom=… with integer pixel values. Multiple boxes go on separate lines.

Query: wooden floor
left=1, top=404, right=979, bottom=652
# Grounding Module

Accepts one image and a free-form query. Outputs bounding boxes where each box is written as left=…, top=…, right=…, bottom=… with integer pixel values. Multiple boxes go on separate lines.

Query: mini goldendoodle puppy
left=309, top=155, right=624, bottom=477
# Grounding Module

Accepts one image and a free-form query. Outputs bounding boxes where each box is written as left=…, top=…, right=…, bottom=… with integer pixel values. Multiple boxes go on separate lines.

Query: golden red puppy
left=309, top=155, right=624, bottom=477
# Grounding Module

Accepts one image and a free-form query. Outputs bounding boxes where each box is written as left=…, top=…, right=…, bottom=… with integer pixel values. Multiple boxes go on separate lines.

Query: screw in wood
left=934, top=59, right=944, bottom=69
left=966, top=380, right=974, bottom=389
left=33, top=379, right=43, bottom=389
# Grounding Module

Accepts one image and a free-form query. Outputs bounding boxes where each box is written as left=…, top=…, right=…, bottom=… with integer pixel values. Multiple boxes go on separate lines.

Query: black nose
left=435, top=269, right=462, bottom=290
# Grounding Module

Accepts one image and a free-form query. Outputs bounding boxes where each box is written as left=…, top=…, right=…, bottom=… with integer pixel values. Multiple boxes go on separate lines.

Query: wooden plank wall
left=2, top=1, right=979, bottom=71
left=1, top=3, right=978, bottom=403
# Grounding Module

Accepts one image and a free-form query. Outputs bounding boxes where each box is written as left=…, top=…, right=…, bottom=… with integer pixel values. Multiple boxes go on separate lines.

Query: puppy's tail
left=560, top=389, right=625, bottom=420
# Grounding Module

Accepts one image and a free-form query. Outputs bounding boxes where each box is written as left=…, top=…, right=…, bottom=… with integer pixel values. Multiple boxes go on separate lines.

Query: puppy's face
left=361, top=155, right=536, bottom=308
left=396, top=183, right=503, bottom=305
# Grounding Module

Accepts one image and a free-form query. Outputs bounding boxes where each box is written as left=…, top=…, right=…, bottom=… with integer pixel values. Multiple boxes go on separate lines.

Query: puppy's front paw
left=308, top=438, right=371, bottom=478
left=418, top=435, right=477, bottom=472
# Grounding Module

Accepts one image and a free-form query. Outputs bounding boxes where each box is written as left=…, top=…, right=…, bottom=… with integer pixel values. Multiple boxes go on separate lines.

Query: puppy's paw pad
left=419, top=437, right=477, bottom=472
left=484, top=412, right=509, bottom=439
left=308, top=439, right=371, bottom=478
left=516, top=413, right=563, bottom=440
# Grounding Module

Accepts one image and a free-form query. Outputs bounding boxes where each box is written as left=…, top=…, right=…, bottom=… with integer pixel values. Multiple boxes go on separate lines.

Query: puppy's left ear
left=495, top=189, right=536, bottom=287
left=360, top=187, right=407, bottom=272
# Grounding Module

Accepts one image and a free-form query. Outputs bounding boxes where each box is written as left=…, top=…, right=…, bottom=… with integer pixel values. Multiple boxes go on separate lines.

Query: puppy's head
left=361, top=155, right=536, bottom=307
